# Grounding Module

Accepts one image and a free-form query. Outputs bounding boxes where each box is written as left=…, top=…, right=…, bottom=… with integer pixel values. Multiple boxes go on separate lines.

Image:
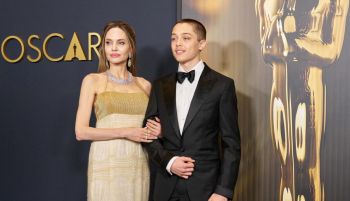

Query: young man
left=144, top=19, right=240, bottom=201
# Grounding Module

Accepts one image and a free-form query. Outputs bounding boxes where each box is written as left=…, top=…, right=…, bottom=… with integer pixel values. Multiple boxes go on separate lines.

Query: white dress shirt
left=176, top=61, right=205, bottom=133
left=166, top=60, right=205, bottom=173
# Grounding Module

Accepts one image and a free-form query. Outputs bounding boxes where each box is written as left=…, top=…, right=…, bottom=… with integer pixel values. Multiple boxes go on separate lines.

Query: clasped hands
left=143, top=116, right=161, bottom=142
left=124, top=117, right=161, bottom=143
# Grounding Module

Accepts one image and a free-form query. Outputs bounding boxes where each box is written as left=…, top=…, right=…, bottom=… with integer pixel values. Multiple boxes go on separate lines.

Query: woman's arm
left=75, top=74, right=154, bottom=142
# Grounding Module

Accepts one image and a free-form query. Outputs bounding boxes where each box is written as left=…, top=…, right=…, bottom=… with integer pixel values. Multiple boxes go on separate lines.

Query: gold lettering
left=88, top=32, right=101, bottom=60
left=1, top=36, right=25, bottom=63
left=43, top=33, right=64, bottom=62
left=27, top=35, right=42, bottom=63
left=64, top=32, right=86, bottom=61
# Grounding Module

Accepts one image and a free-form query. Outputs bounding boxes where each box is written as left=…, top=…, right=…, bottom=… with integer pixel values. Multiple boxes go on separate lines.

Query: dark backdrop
left=0, top=1, right=178, bottom=200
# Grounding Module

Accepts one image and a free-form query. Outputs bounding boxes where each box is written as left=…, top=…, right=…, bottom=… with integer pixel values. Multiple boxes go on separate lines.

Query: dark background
left=0, top=0, right=178, bottom=200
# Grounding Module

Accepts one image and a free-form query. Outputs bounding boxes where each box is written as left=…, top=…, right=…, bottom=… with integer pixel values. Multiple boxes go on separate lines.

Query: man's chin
left=174, top=57, right=187, bottom=63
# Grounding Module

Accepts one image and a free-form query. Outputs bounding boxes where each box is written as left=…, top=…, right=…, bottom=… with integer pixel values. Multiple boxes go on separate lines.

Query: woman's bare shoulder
left=81, top=72, right=107, bottom=90
left=136, top=77, right=151, bottom=88
left=135, top=77, right=151, bottom=94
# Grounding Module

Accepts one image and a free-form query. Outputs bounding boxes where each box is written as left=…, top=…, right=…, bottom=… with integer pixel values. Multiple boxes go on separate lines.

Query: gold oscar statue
left=256, top=0, right=349, bottom=200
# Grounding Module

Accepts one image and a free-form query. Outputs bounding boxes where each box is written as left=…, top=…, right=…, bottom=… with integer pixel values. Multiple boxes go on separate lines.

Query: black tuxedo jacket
left=143, top=64, right=240, bottom=201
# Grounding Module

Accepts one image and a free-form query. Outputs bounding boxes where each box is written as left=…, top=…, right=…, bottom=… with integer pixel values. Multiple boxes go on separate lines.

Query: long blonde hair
left=98, top=20, right=137, bottom=75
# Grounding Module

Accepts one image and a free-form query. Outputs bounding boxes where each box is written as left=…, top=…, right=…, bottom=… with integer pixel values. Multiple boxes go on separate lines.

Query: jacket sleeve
left=214, top=79, right=241, bottom=199
left=142, top=83, right=175, bottom=170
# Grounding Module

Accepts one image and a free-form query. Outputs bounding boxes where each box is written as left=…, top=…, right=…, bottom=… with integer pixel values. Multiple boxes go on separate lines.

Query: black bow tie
left=176, top=70, right=195, bottom=84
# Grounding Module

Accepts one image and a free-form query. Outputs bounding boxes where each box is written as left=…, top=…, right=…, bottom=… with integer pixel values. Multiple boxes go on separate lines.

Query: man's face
left=171, top=23, right=206, bottom=67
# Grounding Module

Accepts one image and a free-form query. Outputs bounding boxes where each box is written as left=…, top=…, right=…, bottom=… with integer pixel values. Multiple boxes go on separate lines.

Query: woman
left=75, top=20, right=160, bottom=201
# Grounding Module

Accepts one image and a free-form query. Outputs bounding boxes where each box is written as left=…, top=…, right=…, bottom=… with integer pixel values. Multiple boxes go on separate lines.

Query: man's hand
left=208, top=193, right=228, bottom=201
left=170, top=156, right=195, bottom=179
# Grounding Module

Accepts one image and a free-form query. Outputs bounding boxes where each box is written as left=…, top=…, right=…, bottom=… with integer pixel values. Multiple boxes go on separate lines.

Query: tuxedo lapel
left=161, top=75, right=181, bottom=139
left=182, top=66, right=215, bottom=134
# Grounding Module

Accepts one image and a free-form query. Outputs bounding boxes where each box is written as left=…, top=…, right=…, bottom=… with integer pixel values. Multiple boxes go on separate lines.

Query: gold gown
left=88, top=91, right=149, bottom=201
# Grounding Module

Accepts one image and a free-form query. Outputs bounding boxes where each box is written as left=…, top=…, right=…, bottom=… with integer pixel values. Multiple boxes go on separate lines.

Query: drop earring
left=127, top=53, right=132, bottom=68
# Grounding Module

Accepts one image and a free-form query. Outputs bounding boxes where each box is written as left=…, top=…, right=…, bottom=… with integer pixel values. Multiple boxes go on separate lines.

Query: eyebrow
left=171, top=33, right=193, bottom=36
left=105, top=38, right=126, bottom=41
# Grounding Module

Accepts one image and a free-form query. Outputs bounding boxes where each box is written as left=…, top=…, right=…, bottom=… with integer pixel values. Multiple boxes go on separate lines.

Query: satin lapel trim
left=182, top=66, right=214, bottom=134
left=162, top=75, right=181, bottom=139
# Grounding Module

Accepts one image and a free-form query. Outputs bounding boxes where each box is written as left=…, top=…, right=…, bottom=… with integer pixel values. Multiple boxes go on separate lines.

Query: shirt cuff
left=166, top=156, right=178, bottom=175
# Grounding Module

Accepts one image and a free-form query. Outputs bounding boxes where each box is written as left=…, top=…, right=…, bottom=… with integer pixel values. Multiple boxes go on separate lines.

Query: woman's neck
left=108, top=64, right=128, bottom=79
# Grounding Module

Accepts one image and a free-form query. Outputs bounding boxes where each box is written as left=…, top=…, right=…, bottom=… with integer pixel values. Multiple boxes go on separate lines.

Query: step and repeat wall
left=0, top=1, right=178, bottom=200
left=182, top=0, right=350, bottom=201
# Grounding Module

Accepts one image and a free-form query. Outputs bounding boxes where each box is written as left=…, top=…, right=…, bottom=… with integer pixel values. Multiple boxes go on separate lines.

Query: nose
left=175, top=38, right=182, bottom=46
left=112, top=42, right=118, bottom=51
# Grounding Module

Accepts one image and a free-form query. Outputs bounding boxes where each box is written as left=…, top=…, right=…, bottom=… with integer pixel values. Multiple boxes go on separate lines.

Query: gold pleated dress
left=88, top=91, right=149, bottom=201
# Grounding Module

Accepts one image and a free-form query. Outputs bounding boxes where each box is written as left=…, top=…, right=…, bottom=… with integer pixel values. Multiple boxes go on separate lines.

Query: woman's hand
left=124, top=127, right=157, bottom=143
left=146, top=117, right=162, bottom=138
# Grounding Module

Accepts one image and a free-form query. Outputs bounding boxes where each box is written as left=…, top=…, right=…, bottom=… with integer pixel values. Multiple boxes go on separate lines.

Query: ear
left=198, top=40, right=207, bottom=51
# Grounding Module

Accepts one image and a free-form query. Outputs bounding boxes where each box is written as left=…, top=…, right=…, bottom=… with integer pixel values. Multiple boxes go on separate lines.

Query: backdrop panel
left=182, top=1, right=350, bottom=201
left=0, top=1, right=178, bottom=201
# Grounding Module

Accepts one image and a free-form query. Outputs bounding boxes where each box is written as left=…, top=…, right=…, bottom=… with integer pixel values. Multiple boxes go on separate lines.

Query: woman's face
left=104, top=27, right=131, bottom=66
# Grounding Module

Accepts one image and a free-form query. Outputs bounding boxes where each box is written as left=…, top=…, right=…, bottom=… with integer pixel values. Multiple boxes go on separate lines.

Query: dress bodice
left=94, top=91, right=149, bottom=121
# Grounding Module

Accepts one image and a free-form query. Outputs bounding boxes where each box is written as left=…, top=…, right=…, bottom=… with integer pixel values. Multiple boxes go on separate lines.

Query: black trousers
left=168, top=178, right=191, bottom=201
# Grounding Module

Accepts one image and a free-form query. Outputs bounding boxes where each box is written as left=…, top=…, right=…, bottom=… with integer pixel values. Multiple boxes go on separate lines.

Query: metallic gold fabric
left=94, top=91, right=149, bottom=121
